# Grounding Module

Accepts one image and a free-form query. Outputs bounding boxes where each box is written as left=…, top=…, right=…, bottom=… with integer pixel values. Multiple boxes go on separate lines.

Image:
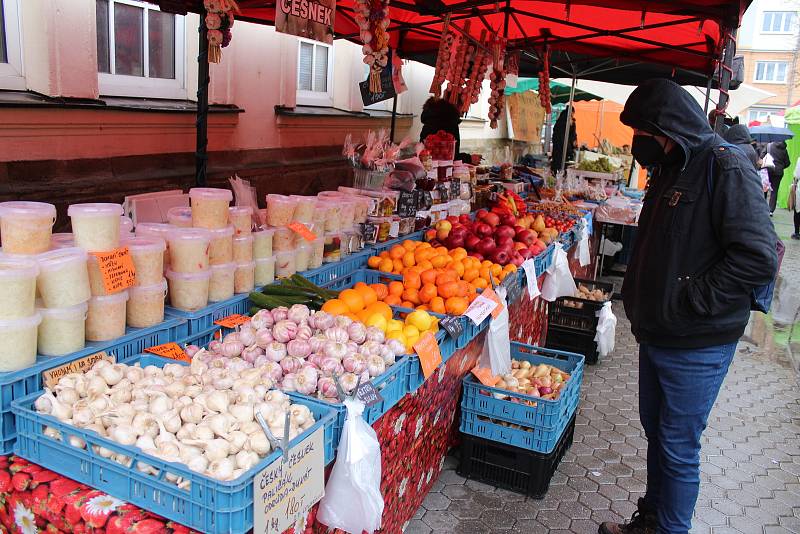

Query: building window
left=0, top=0, right=24, bottom=90
left=754, top=61, right=788, bottom=83
left=296, top=39, right=333, bottom=106
left=96, top=0, right=185, bottom=99
left=762, top=11, right=797, bottom=33
left=748, top=108, right=783, bottom=123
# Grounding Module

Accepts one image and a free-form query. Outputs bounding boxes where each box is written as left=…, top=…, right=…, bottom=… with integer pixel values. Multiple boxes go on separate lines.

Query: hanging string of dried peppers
left=488, top=35, right=507, bottom=129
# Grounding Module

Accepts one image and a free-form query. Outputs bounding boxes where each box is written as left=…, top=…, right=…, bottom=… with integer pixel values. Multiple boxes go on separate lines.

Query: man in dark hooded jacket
left=723, top=124, right=760, bottom=171
left=599, top=79, right=778, bottom=534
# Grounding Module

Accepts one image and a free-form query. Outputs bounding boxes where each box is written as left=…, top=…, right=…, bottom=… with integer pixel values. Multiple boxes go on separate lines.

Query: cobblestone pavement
left=409, top=231, right=800, bottom=533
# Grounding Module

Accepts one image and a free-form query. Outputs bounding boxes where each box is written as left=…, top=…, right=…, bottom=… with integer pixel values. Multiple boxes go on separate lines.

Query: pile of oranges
left=365, top=240, right=517, bottom=316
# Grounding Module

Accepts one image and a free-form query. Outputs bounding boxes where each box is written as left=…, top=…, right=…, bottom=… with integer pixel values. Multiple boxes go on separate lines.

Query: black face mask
left=631, top=135, right=667, bottom=167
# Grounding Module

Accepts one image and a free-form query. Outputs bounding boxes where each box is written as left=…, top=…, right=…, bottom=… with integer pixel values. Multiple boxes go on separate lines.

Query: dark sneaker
left=792, top=234, right=800, bottom=240
left=598, top=498, right=657, bottom=534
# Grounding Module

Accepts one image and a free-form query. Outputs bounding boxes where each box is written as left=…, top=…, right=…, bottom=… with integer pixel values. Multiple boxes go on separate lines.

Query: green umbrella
left=504, top=78, right=601, bottom=104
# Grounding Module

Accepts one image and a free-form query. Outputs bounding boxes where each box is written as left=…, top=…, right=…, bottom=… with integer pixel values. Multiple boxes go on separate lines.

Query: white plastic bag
left=594, top=301, right=617, bottom=357
left=541, top=244, right=577, bottom=302
left=478, top=286, right=511, bottom=376
left=317, top=398, right=384, bottom=534
left=573, top=219, right=591, bottom=267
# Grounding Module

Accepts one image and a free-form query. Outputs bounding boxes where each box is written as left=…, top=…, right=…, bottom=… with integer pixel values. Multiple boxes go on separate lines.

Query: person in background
left=599, top=79, right=778, bottom=534
left=790, top=165, right=800, bottom=239
left=551, top=106, right=577, bottom=174
left=765, top=141, right=791, bottom=214
left=723, top=124, right=759, bottom=171
left=420, top=96, right=461, bottom=156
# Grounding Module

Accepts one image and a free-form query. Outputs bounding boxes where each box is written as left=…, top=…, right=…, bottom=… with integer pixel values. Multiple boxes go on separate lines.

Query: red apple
left=495, top=225, right=516, bottom=240
left=476, top=209, right=489, bottom=221
left=450, top=225, right=469, bottom=240
left=445, top=235, right=465, bottom=249
left=464, top=234, right=481, bottom=251
left=446, top=215, right=459, bottom=224
left=515, top=229, right=536, bottom=247
left=424, top=229, right=437, bottom=242
left=483, top=212, right=500, bottom=227
left=513, top=225, right=525, bottom=235
left=470, top=253, right=484, bottom=261
left=500, top=213, right=517, bottom=227
left=475, top=223, right=493, bottom=237
left=491, top=248, right=511, bottom=265
left=513, top=242, right=528, bottom=251
left=497, top=236, right=515, bottom=249
left=519, top=248, right=534, bottom=260
left=436, top=229, right=450, bottom=241
left=476, top=237, right=497, bottom=256
left=511, top=253, right=524, bottom=267
left=459, top=214, right=471, bottom=224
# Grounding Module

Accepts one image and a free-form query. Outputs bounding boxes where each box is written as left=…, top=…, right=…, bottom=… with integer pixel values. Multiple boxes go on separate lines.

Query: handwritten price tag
left=287, top=222, right=317, bottom=242
left=42, top=352, right=115, bottom=389
left=356, top=381, right=384, bottom=407
left=145, top=342, right=190, bottom=362
left=90, top=247, right=136, bottom=294
left=521, top=258, right=541, bottom=299
left=463, top=294, right=498, bottom=325
left=481, top=287, right=504, bottom=319
left=214, top=314, right=251, bottom=329
left=471, top=366, right=500, bottom=387
left=413, top=331, right=443, bottom=379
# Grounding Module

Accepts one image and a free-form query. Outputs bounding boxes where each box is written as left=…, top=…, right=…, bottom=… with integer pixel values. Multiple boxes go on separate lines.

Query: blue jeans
left=639, top=343, right=737, bottom=534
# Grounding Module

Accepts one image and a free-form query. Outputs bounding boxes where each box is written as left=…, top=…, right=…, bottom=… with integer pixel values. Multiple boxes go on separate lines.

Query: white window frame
left=0, top=0, right=25, bottom=90
left=761, top=11, right=797, bottom=34
left=296, top=38, right=333, bottom=106
left=748, top=107, right=783, bottom=123
left=97, top=0, right=186, bottom=99
left=754, top=60, right=789, bottom=84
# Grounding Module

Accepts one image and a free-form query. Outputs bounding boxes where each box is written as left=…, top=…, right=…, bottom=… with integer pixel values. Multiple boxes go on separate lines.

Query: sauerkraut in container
left=123, top=236, right=166, bottom=286
left=167, top=227, right=211, bottom=273
left=36, top=248, right=91, bottom=308
left=0, top=201, right=56, bottom=255
left=50, top=233, right=74, bottom=250
left=166, top=270, right=210, bottom=311
left=37, top=302, right=87, bottom=356
left=309, top=237, right=324, bottom=269
left=135, top=223, right=173, bottom=269
left=0, top=258, right=38, bottom=320
left=189, top=188, right=232, bottom=229
left=167, top=206, right=193, bottom=228
left=320, top=201, right=342, bottom=232
left=127, top=279, right=167, bottom=328
left=207, top=226, right=234, bottom=265
left=86, top=291, right=128, bottom=342
left=253, top=228, right=275, bottom=258
left=255, top=256, right=276, bottom=286
left=232, top=234, right=254, bottom=262
left=229, top=206, right=253, bottom=235
left=272, top=226, right=294, bottom=252
left=234, top=261, right=255, bottom=294
left=275, top=250, right=297, bottom=278
left=289, top=196, right=317, bottom=224
left=265, top=195, right=297, bottom=227
left=295, top=244, right=311, bottom=272
left=68, top=203, right=124, bottom=252
left=0, top=314, right=42, bottom=371
left=209, top=262, right=235, bottom=302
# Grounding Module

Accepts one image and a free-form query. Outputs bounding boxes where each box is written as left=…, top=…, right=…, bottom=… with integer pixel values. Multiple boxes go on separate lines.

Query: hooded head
left=723, top=124, right=754, bottom=146
left=621, top=79, right=716, bottom=169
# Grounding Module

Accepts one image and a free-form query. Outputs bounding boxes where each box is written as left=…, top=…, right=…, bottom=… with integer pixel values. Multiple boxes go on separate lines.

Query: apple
left=424, top=229, right=437, bottom=242
left=500, top=213, right=517, bottom=227
left=476, top=237, right=497, bottom=256
left=446, top=215, right=459, bottom=225
left=476, top=209, right=489, bottom=221
left=475, top=223, right=493, bottom=237
left=495, top=225, right=516, bottom=240
left=515, top=229, right=536, bottom=247
left=429, top=239, right=442, bottom=247
left=519, top=248, right=533, bottom=260
left=497, top=236, right=515, bottom=249
left=491, top=248, right=511, bottom=265
left=445, top=235, right=465, bottom=249
left=459, top=214, right=471, bottom=224
left=436, top=229, right=450, bottom=241
left=513, top=241, right=528, bottom=251
left=514, top=225, right=525, bottom=235
left=435, top=220, right=452, bottom=233
left=464, top=234, right=481, bottom=251
left=470, top=253, right=484, bottom=261
left=511, top=252, right=524, bottom=267
left=450, top=225, right=469, bottom=240
left=483, top=212, right=500, bottom=227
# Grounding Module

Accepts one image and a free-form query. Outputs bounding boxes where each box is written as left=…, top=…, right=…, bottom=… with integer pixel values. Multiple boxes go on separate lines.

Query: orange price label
left=413, top=332, right=442, bottom=379
left=145, top=342, right=190, bottom=362
left=287, top=222, right=317, bottom=242
left=90, top=247, right=136, bottom=294
left=214, top=314, right=251, bottom=329
left=471, top=366, right=500, bottom=387
left=481, top=287, right=504, bottom=319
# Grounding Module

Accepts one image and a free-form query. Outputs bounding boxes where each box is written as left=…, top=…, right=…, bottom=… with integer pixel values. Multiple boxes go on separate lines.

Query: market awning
left=504, top=78, right=601, bottom=104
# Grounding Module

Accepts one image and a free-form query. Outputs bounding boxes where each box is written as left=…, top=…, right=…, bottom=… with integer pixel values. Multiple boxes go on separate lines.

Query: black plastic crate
left=546, top=324, right=599, bottom=365
left=457, top=414, right=575, bottom=499
left=548, top=278, right=614, bottom=331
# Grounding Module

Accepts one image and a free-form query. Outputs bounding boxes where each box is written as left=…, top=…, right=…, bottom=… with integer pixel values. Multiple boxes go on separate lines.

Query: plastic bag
left=541, top=244, right=577, bottom=302
left=478, top=286, right=511, bottom=376
left=594, top=301, right=617, bottom=357
left=317, top=398, right=384, bottom=534
left=573, top=219, right=591, bottom=267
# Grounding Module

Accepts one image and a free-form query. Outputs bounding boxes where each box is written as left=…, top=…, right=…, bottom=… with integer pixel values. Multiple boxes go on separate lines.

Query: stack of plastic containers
left=123, top=236, right=167, bottom=328
left=165, top=227, right=212, bottom=311
left=253, top=228, right=275, bottom=286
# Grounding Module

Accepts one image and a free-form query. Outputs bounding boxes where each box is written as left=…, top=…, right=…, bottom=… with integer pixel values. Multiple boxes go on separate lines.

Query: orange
left=402, top=252, right=416, bottom=268
left=420, top=269, right=438, bottom=286
left=364, top=301, right=393, bottom=322
left=416, top=304, right=429, bottom=311
left=384, top=293, right=401, bottom=306
left=367, top=256, right=382, bottom=269
left=355, top=284, right=378, bottom=307
left=449, top=248, right=468, bottom=261
left=403, top=271, right=421, bottom=290
left=445, top=296, right=469, bottom=315
left=435, top=246, right=449, bottom=256
left=479, top=266, right=492, bottom=281
left=354, top=281, right=369, bottom=291
left=379, top=251, right=390, bottom=259
left=321, top=299, right=348, bottom=315
left=402, top=240, right=418, bottom=251
left=417, top=260, right=434, bottom=272
left=456, top=281, right=470, bottom=298
left=378, top=258, right=394, bottom=273
left=401, top=288, right=421, bottom=305
left=388, top=281, right=404, bottom=296
left=472, top=277, right=488, bottom=290
left=392, top=259, right=404, bottom=273
left=438, top=281, right=459, bottom=299
left=430, top=296, right=446, bottom=314
left=430, top=255, right=448, bottom=269
left=356, top=309, right=371, bottom=323
left=463, top=268, right=479, bottom=283
left=436, top=271, right=458, bottom=286
left=339, top=289, right=365, bottom=313
left=499, top=270, right=511, bottom=281
left=389, top=245, right=406, bottom=260
left=370, top=283, right=388, bottom=300
left=491, top=264, right=503, bottom=278
left=449, top=260, right=465, bottom=278
left=419, top=283, right=438, bottom=304
left=400, top=300, right=415, bottom=309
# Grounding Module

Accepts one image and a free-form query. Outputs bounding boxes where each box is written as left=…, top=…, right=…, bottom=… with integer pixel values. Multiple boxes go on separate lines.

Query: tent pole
left=196, top=17, right=210, bottom=187
left=390, top=96, right=398, bottom=143
left=703, top=75, right=713, bottom=114
left=559, top=74, right=577, bottom=172
left=713, top=27, right=736, bottom=134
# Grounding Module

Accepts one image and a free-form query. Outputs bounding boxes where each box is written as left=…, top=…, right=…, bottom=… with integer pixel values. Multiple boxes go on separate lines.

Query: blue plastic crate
left=165, top=293, right=252, bottom=336
left=559, top=227, right=578, bottom=250
left=406, top=329, right=455, bottom=393
left=11, top=355, right=336, bottom=534
left=460, top=343, right=584, bottom=452
left=105, top=319, right=186, bottom=362
left=302, top=251, right=371, bottom=286
left=367, top=230, right=425, bottom=255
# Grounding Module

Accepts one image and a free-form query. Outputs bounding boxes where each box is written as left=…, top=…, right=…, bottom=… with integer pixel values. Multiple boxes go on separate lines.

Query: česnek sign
left=276, top=0, right=336, bottom=44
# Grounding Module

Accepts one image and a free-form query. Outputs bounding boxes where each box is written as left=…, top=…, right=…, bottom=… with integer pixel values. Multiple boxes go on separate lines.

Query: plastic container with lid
left=323, top=233, right=342, bottom=263
left=209, top=262, right=236, bottom=302
left=289, top=196, right=317, bottom=224
left=50, top=233, right=74, bottom=250
left=127, top=279, right=167, bottom=328
left=234, top=261, right=256, bottom=294
left=120, top=216, right=134, bottom=235
left=318, top=201, right=342, bottom=233
left=232, top=234, right=254, bottom=263
left=207, top=226, right=234, bottom=266
left=123, top=236, right=166, bottom=286
left=272, top=226, right=294, bottom=252
left=36, top=248, right=91, bottom=308
left=265, top=195, right=298, bottom=227
left=254, top=256, right=276, bottom=286
left=295, top=244, right=312, bottom=272
left=167, top=228, right=211, bottom=273
left=0, top=258, right=39, bottom=320
left=0, top=314, right=42, bottom=371
left=275, top=250, right=297, bottom=278
left=0, top=201, right=56, bottom=255
left=166, top=270, right=210, bottom=311
left=68, top=203, right=124, bottom=252
left=135, top=222, right=173, bottom=269
left=37, top=301, right=87, bottom=356
left=339, top=200, right=357, bottom=228
left=86, top=291, right=128, bottom=342
left=189, top=188, right=233, bottom=229
left=166, top=206, right=193, bottom=228
left=229, top=206, right=253, bottom=235
left=309, top=237, right=324, bottom=269
left=253, top=228, right=275, bottom=259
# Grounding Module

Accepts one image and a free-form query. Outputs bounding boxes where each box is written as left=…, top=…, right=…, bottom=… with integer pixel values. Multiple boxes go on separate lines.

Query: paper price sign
left=414, top=331, right=442, bottom=379
left=43, top=352, right=115, bottom=389
left=471, top=366, right=500, bottom=387
left=481, top=287, right=504, bottom=319
left=287, top=222, right=317, bottom=242
left=254, top=427, right=325, bottom=534
left=440, top=315, right=463, bottom=340
left=90, top=247, right=136, bottom=294
left=521, top=258, right=541, bottom=299
left=214, top=314, right=252, bottom=329
left=356, top=381, right=384, bottom=407
left=463, top=294, right=498, bottom=325
left=145, top=342, right=190, bottom=362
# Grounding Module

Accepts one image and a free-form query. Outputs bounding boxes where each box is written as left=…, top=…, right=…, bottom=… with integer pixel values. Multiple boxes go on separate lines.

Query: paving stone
left=421, top=510, right=457, bottom=530
left=442, top=484, right=473, bottom=501
left=556, top=499, right=592, bottom=520
left=479, top=508, right=516, bottom=529
left=535, top=509, right=571, bottom=530
left=504, top=519, right=547, bottom=533
left=458, top=521, right=491, bottom=533
left=404, top=519, right=432, bottom=534
left=421, top=492, right=450, bottom=511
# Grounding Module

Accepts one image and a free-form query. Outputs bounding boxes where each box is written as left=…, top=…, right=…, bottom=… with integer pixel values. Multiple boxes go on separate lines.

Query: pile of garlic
left=34, top=358, right=314, bottom=485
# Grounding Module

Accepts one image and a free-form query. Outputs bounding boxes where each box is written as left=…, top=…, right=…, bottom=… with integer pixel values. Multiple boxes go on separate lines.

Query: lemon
left=386, top=330, right=407, bottom=345
left=365, top=313, right=388, bottom=332
left=406, top=310, right=432, bottom=332
left=406, top=334, right=420, bottom=352
left=386, top=319, right=404, bottom=333
left=403, top=325, right=420, bottom=339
